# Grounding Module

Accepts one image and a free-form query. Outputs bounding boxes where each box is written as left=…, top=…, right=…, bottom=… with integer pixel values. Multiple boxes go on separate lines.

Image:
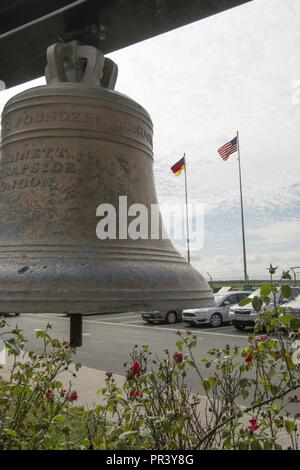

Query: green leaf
left=4, top=338, right=20, bottom=356
left=222, top=428, right=230, bottom=439
left=281, top=285, right=292, bottom=300
left=268, top=264, right=278, bottom=275
left=118, top=431, right=139, bottom=441
left=263, top=296, right=271, bottom=306
left=263, top=440, right=274, bottom=450
left=5, top=429, right=17, bottom=438
left=282, top=270, right=292, bottom=281
left=250, top=439, right=262, bottom=450
left=285, top=420, right=297, bottom=434
left=281, top=314, right=295, bottom=327
left=239, top=378, right=248, bottom=388
left=270, top=385, right=280, bottom=396
left=260, top=284, right=272, bottom=298
left=252, top=296, right=263, bottom=312
left=290, top=318, right=300, bottom=329
left=239, top=298, right=252, bottom=307
left=224, top=437, right=232, bottom=449
left=202, top=378, right=212, bottom=392
left=36, top=329, right=46, bottom=336
left=238, top=441, right=249, bottom=450
left=54, top=415, right=66, bottom=424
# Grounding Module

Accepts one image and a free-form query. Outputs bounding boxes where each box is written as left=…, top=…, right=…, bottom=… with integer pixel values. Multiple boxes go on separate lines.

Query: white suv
left=229, top=286, right=300, bottom=331
left=183, top=291, right=252, bottom=328
left=283, top=294, right=300, bottom=318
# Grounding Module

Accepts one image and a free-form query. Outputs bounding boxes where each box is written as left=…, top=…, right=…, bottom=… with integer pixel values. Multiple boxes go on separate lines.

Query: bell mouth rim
left=3, top=82, right=152, bottom=125
left=0, top=254, right=214, bottom=313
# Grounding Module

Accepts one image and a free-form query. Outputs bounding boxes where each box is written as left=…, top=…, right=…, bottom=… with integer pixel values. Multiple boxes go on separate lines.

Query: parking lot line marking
left=87, top=313, right=140, bottom=317
left=84, top=315, right=142, bottom=322
left=82, top=320, right=248, bottom=339
left=19, top=314, right=248, bottom=340
left=122, top=320, right=146, bottom=324
left=209, top=325, right=234, bottom=331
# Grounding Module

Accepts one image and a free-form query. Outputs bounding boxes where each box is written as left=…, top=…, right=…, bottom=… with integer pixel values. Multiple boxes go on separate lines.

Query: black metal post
left=70, top=314, right=83, bottom=347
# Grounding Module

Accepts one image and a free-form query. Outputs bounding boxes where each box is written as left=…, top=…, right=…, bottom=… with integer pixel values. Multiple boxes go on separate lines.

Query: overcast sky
left=1, top=0, right=300, bottom=281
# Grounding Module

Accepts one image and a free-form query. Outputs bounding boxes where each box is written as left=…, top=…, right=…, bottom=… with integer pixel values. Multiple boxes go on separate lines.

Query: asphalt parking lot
left=4, top=311, right=251, bottom=388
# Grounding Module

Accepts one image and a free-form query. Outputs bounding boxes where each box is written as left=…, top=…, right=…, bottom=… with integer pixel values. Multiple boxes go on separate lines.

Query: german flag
left=171, top=156, right=185, bottom=176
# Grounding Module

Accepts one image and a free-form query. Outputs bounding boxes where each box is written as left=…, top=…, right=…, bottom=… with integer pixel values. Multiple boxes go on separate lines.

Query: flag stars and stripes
left=218, top=136, right=238, bottom=161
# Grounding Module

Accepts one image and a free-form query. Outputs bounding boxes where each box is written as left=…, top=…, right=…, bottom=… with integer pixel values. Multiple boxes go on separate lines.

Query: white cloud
left=191, top=250, right=300, bottom=281
left=249, top=220, right=300, bottom=245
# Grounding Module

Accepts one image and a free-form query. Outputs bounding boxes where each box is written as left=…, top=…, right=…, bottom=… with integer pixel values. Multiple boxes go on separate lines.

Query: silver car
left=141, top=309, right=183, bottom=324
left=183, top=291, right=252, bottom=328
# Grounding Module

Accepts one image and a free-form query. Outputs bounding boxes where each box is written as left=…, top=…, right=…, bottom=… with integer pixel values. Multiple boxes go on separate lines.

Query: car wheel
left=210, top=313, right=222, bottom=328
left=166, top=311, right=177, bottom=324
left=233, top=323, right=246, bottom=331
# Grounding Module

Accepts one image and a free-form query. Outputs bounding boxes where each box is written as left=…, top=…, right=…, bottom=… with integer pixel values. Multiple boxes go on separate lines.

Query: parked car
left=277, top=293, right=300, bottom=319
left=182, top=291, right=252, bottom=328
left=2, top=313, right=20, bottom=317
left=141, top=309, right=182, bottom=324
left=229, top=286, right=300, bottom=331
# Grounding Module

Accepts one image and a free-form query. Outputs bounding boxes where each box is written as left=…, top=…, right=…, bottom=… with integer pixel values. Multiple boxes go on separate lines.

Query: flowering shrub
left=89, top=330, right=300, bottom=450
left=0, top=321, right=84, bottom=450
left=87, top=268, right=300, bottom=450
left=0, top=267, right=300, bottom=450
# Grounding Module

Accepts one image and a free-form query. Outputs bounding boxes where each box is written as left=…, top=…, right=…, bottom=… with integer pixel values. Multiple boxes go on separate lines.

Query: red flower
left=290, top=395, right=300, bottom=403
left=257, top=335, right=268, bottom=342
left=173, top=352, right=184, bottom=363
left=130, top=390, right=140, bottom=399
left=167, top=411, right=177, bottom=421
left=130, top=362, right=142, bottom=376
left=69, top=391, right=78, bottom=401
left=245, top=353, right=253, bottom=364
left=247, top=418, right=260, bottom=433
left=45, top=388, right=53, bottom=400
left=106, top=371, right=113, bottom=379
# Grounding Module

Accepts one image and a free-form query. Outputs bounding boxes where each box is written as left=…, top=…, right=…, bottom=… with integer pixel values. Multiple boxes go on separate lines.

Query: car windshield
left=246, top=288, right=279, bottom=302
left=247, top=288, right=262, bottom=299
left=214, top=294, right=226, bottom=304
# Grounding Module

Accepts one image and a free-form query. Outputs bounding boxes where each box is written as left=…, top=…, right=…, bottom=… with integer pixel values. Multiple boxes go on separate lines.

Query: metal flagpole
left=183, top=154, right=191, bottom=263
left=237, top=131, right=248, bottom=285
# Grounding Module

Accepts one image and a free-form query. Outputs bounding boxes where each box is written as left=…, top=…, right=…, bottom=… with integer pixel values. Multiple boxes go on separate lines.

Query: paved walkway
left=1, top=350, right=125, bottom=407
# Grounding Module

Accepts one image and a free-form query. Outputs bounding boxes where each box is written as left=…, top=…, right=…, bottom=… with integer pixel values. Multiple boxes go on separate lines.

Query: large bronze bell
left=0, top=42, right=213, bottom=316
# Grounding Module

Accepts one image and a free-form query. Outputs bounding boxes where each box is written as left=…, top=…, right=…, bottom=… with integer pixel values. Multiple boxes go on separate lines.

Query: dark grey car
left=141, top=309, right=183, bottom=324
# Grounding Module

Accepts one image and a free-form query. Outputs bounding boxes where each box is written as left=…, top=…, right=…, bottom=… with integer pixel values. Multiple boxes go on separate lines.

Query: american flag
left=218, top=136, right=238, bottom=161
